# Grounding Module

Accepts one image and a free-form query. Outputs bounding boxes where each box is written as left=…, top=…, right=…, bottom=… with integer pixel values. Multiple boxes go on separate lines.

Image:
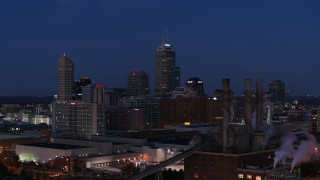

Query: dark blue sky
left=1, top=0, right=320, bottom=96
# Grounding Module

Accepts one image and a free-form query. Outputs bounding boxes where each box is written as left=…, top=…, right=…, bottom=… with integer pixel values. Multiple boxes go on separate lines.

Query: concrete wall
left=91, top=136, right=147, bottom=146
left=142, top=146, right=166, bottom=163
left=130, top=146, right=143, bottom=153
left=16, top=144, right=72, bottom=163
left=51, top=138, right=112, bottom=155
left=112, top=143, right=134, bottom=154
left=85, top=152, right=141, bottom=168
left=72, top=146, right=99, bottom=157
left=16, top=144, right=99, bottom=163
left=153, top=142, right=188, bottom=152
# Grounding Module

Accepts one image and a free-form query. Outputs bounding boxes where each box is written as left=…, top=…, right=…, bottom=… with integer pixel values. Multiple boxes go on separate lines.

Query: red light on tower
left=95, top=84, right=106, bottom=88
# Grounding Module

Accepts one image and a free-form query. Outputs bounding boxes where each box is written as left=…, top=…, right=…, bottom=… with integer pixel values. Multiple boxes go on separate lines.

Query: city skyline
left=1, top=1, right=320, bottom=96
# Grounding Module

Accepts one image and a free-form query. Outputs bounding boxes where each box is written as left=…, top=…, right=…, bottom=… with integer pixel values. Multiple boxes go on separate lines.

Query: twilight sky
left=0, top=0, right=320, bottom=96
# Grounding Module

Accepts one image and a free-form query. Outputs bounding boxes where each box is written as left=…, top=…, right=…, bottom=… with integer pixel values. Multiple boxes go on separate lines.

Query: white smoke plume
left=291, top=133, right=319, bottom=170
left=261, top=124, right=275, bottom=147
left=273, top=133, right=296, bottom=169
left=273, top=131, right=319, bottom=170
left=251, top=110, right=256, bottom=131
left=188, top=135, right=201, bottom=149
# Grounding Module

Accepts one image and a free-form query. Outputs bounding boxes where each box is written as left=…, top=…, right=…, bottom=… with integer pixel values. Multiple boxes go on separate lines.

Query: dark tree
left=0, top=161, right=8, bottom=175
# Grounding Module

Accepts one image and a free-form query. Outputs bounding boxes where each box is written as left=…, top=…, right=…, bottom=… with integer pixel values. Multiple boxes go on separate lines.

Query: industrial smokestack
left=223, top=78, right=230, bottom=152
left=244, top=79, right=253, bottom=128
left=256, top=79, right=263, bottom=131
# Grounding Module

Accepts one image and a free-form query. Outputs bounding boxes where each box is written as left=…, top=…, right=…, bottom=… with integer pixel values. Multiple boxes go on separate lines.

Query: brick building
left=184, top=149, right=275, bottom=180
left=160, top=96, right=209, bottom=127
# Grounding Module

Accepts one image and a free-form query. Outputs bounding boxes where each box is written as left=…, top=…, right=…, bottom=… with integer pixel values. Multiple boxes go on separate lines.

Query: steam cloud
left=261, top=124, right=275, bottom=147
left=251, top=110, right=257, bottom=131
left=188, top=135, right=201, bottom=149
left=273, top=133, right=296, bottom=169
left=273, top=131, right=319, bottom=170
left=291, top=134, right=318, bottom=170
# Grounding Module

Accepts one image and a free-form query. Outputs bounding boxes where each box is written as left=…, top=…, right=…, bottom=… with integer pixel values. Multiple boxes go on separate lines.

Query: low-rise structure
left=16, top=142, right=97, bottom=162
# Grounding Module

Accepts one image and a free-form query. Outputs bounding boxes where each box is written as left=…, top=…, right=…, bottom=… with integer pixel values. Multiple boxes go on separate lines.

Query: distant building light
left=193, top=173, right=199, bottom=179
left=213, top=97, right=217, bottom=101
left=164, top=44, right=170, bottom=47
left=238, top=174, right=244, bottom=178
left=184, top=122, right=191, bottom=126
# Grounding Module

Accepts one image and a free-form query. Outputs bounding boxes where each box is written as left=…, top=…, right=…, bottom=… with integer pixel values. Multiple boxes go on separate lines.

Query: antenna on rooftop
left=162, top=29, right=165, bottom=43
left=166, top=29, right=169, bottom=43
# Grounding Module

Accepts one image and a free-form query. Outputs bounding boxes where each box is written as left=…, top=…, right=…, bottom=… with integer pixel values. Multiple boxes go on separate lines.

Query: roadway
left=128, top=145, right=201, bottom=180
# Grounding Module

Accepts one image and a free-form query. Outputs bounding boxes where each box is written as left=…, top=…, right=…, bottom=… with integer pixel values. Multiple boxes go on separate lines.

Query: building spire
left=166, top=29, right=169, bottom=43
left=162, top=29, right=165, bottom=43
left=63, top=52, right=66, bottom=57
left=162, top=29, right=169, bottom=43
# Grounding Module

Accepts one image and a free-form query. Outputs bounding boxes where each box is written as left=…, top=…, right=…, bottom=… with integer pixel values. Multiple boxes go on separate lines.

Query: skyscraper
left=269, top=80, right=285, bottom=104
left=175, top=66, right=181, bottom=88
left=127, top=70, right=150, bottom=97
left=82, top=84, right=106, bottom=104
left=269, top=80, right=285, bottom=115
left=58, top=54, right=74, bottom=101
left=155, top=38, right=176, bottom=97
left=74, top=76, right=92, bottom=100
left=52, top=102, right=106, bottom=138
left=185, top=77, right=205, bottom=96
left=54, top=53, right=106, bottom=138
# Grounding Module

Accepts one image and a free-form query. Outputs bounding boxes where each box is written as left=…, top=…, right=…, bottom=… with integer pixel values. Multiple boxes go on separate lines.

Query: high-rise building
left=207, top=89, right=224, bottom=125
left=127, top=70, right=150, bottom=97
left=269, top=80, right=285, bottom=114
left=106, top=107, right=144, bottom=130
left=105, top=88, right=126, bottom=107
left=185, top=77, right=205, bottom=96
left=155, top=39, right=176, bottom=97
left=123, top=97, right=160, bottom=129
left=311, top=108, right=320, bottom=133
left=160, top=96, right=209, bottom=127
left=269, top=80, right=285, bottom=104
left=82, top=84, right=106, bottom=104
left=175, top=67, right=181, bottom=88
left=58, top=54, right=74, bottom=101
left=52, top=101, right=106, bottom=138
left=54, top=54, right=106, bottom=139
left=74, top=76, right=92, bottom=100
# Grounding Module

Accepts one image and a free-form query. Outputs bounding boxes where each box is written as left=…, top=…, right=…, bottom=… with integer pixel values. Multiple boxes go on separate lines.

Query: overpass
left=128, top=145, right=201, bottom=180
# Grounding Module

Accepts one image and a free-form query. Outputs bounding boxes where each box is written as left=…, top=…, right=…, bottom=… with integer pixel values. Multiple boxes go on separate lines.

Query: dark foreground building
left=184, top=149, right=274, bottom=180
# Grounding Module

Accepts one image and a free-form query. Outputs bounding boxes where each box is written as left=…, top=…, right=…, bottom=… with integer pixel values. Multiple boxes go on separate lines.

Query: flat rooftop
left=112, top=142, right=128, bottom=145
left=20, top=142, right=90, bottom=150
left=52, top=137, right=111, bottom=143
left=0, top=133, right=41, bottom=140
left=159, top=136, right=192, bottom=145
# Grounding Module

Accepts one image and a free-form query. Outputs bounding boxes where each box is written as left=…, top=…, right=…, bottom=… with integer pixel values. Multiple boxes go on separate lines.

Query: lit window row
left=238, top=173, right=261, bottom=180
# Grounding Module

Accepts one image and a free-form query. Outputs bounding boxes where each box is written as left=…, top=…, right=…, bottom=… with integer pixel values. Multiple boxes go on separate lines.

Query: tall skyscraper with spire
left=155, top=36, right=177, bottom=97
left=58, top=53, right=74, bottom=101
